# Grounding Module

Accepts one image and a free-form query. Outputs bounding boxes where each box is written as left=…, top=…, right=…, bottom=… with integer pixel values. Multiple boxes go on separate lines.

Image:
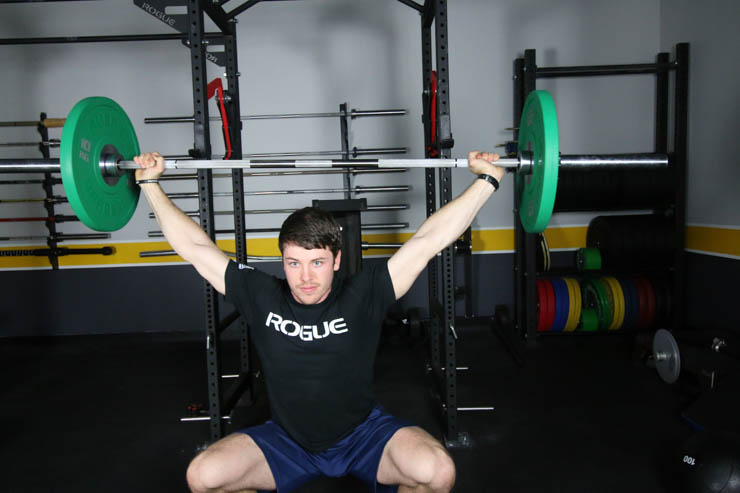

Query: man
left=133, top=150, right=504, bottom=493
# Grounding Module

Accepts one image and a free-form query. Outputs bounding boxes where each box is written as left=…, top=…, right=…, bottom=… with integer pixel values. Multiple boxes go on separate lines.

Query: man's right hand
left=133, top=152, right=165, bottom=182
left=468, top=151, right=505, bottom=183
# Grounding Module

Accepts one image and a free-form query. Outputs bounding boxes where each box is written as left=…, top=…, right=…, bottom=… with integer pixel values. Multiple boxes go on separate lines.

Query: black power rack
left=1, top=0, right=481, bottom=448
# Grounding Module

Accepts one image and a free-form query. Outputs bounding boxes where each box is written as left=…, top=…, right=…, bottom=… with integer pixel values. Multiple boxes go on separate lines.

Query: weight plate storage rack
left=511, top=43, right=689, bottom=349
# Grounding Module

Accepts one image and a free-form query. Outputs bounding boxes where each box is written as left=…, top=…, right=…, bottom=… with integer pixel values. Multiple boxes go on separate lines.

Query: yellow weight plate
left=607, top=277, right=626, bottom=330
left=563, top=277, right=578, bottom=332
left=565, top=278, right=579, bottom=332
left=600, top=277, right=618, bottom=330
left=603, top=277, right=625, bottom=331
left=572, top=278, right=582, bottom=330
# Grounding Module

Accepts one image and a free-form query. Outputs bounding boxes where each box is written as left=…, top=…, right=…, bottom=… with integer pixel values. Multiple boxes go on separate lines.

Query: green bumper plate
left=583, top=278, right=612, bottom=330
left=580, top=308, right=599, bottom=332
left=60, top=97, right=140, bottom=232
left=577, top=247, right=602, bottom=271
left=517, top=90, right=559, bottom=233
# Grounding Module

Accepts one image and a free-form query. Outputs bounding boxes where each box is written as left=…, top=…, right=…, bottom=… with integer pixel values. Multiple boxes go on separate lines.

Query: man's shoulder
left=226, top=260, right=284, bottom=289
left=341, top=260, right=391, bottom=292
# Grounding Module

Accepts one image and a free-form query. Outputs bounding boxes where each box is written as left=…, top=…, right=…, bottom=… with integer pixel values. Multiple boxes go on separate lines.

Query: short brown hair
left=278, top=207, right=342, bottom=256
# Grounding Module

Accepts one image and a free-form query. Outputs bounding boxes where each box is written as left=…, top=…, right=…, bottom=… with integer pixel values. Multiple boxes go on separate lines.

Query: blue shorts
left=241, top=405, right=412, bottom=493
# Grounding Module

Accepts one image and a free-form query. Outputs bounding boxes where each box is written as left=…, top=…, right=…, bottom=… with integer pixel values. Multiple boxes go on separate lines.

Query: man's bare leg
left=376, top=427, right=456, bottom=492
left=186, top=433, right=276, bottom=493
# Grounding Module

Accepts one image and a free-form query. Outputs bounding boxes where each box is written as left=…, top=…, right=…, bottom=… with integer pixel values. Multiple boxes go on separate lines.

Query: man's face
left=282, top=243, right=341, bottom=305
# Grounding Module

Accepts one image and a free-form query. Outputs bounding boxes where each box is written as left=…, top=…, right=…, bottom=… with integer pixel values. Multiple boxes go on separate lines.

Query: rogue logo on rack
left=138, top=2, right=177, bottom=27
left=265, top=312, right=348, bottom=342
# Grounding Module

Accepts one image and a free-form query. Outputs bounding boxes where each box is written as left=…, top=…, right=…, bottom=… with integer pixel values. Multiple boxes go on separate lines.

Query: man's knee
left=186, top=452, right=223, bottom=493
left=186, top=434, right=273, bottom=493
left=422, top=446, right=456, bottom=491
left=404, top=444, right=456, bottom=491
left=431, top=447, right=456, bottom=490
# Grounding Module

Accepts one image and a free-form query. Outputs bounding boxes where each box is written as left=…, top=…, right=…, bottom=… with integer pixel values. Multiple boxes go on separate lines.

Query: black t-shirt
left=224, top=260, right=397, bottom=452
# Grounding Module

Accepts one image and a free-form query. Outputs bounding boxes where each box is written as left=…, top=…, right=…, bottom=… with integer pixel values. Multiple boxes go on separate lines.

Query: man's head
left=278, top=207, right=342, bottom=305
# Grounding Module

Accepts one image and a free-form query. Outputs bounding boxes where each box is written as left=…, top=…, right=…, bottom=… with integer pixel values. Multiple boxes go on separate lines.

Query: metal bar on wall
left=535, top=63, right=673, bottom=78
left=0, top=33, right=224, bottom=46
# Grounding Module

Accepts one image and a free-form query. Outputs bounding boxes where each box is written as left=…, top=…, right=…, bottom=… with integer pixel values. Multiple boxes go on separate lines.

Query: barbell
left=0, top=91, right=669, bottom=232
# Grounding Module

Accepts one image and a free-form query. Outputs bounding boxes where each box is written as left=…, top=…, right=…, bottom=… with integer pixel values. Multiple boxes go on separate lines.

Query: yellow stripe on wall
left=1, top=225, right=736, bottom=269
left=543, top=226, right=588, bottom=250
left=686, top=225, right=740, bottom=258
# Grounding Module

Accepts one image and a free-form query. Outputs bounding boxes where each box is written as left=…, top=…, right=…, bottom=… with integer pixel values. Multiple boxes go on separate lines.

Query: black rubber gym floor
left=1, top=323, right=694, bottom=493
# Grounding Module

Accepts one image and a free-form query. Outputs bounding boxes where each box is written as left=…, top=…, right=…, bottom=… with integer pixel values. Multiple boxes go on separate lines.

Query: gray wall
left=660, top=0, right=740, bottom=227
left=659, top=0, right=740, bottom=334
left=0, top=0, right=662, bottom=239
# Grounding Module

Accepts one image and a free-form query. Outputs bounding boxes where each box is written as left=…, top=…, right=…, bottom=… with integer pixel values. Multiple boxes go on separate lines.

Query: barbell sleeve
left=558, top=154, right=669, bottom=170
left=0, top=159, right=60, bottom=173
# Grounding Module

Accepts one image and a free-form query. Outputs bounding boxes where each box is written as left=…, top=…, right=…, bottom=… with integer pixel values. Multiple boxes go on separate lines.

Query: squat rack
left=0, top=0, right=470, bottom=447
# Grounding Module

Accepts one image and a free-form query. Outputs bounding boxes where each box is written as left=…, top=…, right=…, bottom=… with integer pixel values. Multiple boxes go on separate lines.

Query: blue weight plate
left=620, top=277, right=638, bottom=330
left=551, top=278, right=570, bottom=332
left=616, top=278, right=632, bottom=330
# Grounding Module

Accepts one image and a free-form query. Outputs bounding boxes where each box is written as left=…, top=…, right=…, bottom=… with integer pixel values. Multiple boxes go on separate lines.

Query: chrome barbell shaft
left=114, top=158, right=521, bottom=170
left=0, top=153, right=670, bottom=174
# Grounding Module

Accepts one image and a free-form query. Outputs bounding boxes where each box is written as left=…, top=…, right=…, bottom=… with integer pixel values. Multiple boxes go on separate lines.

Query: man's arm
left=134, top=152, right=230, bottom=295
left=387, top=151, right=504, bottom=300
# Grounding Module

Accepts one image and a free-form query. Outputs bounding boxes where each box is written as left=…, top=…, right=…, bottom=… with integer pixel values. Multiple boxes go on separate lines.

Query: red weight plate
left=544, top=279, right=556, bottom=331
left=643, top=278, right=656, bottom=328
left=634, top=278, right=648, bottom=329
left=536, top=280, right=546, bottom=332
